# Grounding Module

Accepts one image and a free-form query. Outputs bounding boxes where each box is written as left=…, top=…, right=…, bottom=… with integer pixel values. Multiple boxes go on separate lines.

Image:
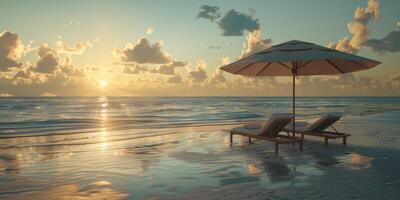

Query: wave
left=0, top=97, right=399, bottom=140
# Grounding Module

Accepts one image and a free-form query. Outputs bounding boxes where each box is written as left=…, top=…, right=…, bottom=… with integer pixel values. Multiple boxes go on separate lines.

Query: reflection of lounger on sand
left=262, top=156, right=294, bottom=183
left=284, top=113, right=351, bottom=145
left=229, top=113, right=303, bottom=154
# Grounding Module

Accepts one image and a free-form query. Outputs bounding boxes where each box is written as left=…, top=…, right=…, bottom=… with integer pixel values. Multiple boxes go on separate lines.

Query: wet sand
left=1, top=111, right=400, bottom=199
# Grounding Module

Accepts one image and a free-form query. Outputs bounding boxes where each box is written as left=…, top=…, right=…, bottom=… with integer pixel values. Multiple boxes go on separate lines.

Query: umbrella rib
left=325, top=59, right=344, bottom=73
left=255, top=62, right=272, bottom=76
left=346, top=59, right=368, bottom=68
left=297, top=60, right=313, bottom=70
left=278, top=62, right=292, bottom=71
left=221, top=57, right=247, bottom=69
left=234, top=62, right=254, bottom=74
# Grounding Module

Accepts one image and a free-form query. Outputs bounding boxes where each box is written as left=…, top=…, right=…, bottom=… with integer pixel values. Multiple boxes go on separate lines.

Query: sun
left=99, top=80, right=108, bottom=88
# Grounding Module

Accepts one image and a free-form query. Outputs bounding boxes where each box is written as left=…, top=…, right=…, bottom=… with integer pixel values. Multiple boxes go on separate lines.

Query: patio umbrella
left=220, top=40, right=380, bottom=135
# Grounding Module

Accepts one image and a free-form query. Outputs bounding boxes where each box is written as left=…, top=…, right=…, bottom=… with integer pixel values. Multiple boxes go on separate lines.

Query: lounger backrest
left=305, top=113, right=342, bottom=132
left=261, top=113, right=293, bottom=137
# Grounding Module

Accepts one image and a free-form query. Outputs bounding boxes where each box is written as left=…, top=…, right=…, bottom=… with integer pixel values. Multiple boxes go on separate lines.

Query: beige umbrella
left=220, top=40, right=380, bottom=134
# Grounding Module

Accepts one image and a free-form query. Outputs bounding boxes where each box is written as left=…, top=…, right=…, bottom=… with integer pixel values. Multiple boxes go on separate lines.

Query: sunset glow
left=0, top=0, right=398, bottom=97
left=99, top=80, right=108, bottom=88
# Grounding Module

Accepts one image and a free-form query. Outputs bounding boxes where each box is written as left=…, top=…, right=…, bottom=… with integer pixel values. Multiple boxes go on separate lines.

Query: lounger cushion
left=234, top=113, right=293, bottom=137
left=244, top=123, right=262, bottom=129
left=231, top=126, right=263, bottom=136
left=261, top=113, right=293, bottom=137
left=284, top=121, right=310, bottom=131
left=304, top=113, right=342, bottom=132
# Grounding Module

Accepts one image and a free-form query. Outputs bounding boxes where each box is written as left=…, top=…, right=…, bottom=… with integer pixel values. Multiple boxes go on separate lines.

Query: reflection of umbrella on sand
left=221, top=40, right=380, bottom=134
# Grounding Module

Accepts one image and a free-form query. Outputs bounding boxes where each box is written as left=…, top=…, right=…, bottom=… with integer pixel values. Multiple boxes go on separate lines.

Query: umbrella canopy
left=221, top=40, right=380, bottom=76
left=220, top=40, right=380, bottom=135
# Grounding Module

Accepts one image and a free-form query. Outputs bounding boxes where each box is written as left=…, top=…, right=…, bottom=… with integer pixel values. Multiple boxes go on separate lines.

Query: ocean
left=0, top=97, right=399, bottom=199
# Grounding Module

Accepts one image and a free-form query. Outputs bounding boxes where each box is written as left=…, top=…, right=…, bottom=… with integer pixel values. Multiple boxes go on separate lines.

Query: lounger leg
left=343, top=137, right=347, bottom=146
left=324, top=137, right=328, bottom=146
left=301, top=133, right=304, bottom=139
left=230, top=133, right=233, bottom=143
left=275, top=142, right=279, bottom=154
left=248, top=137, right=251, bottom=144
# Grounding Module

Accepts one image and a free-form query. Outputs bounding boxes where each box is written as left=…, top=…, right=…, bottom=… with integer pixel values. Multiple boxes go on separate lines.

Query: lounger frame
left=229, top=131, right=303, bottom=154
left=284, top=125, right=350, bottom=145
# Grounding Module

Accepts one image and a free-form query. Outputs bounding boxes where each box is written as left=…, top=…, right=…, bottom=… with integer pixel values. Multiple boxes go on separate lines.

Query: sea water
left=0, top=97, right=399, bottom=199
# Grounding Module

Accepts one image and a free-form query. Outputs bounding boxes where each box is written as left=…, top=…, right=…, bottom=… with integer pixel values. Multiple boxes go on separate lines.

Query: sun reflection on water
left=337, top=152, right=375, bottom=169
left=247, top=164, right=263, bottom=176
left=100, top=128, right=109, bottom=150
left=98, top=97, right=109, bottom=150
left=98, top=96, right=109, bottom=120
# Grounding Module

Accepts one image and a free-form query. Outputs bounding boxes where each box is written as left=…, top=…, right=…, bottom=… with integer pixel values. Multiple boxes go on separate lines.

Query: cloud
left=197, top=5, right=221, bottom=22
left=188, top=60, right=208, bottom=83
left=38, top=44, right=56, bottom=57
left=385, top=73, right=400, bottom=90
left=3, top=59, right=398, bottom=96
left=329, top=0, right=380, bottom=53
left=222, top=57, right=231, bottom=65
left=167, top=73, right=183, bottom=84
left=287, top=73, right=387, bottom=95
left=197, top=7, right=260, bottom=36
left=208, top=45, right=221, bottom=49
left=56, top=41, right=93, bottom=55
left=59, top=62, right=86, bottom=77
left=206, top=57, right=229, bottom=85
left=241, top=29, right=272, bottom=57
left=146, top=28, right=154, bottom=35
left=12, top=56, right=87, bottom=88
left=366, top=0, right=380, bottom=20
left=12, top=68, right=36, bottom=85
left=0, top=31, right=97, bottom=96
left=34, top=45, right=59, bottom=74
left=41, top=92, right=57, bottom=96
left=113, top=38, right=171, bottom=64
left=13, top=69, right=32, bottom=79
left=122, top=64, right=148, bottom=74
left=207, top=69, right=226, bottom=85
left=328, top=38, right=358, bottom=54
left=0, top=92, right=13, bottom=97
left=29, top=40, right=93, bottom=75
left=218, top=9, right=260, bottom=36
left=364, top=21, right=400, bottom=53
left=393, top=73, right=400, bottom=82
left=11, top=43, right=89, bottom=86
left=0, top=31, right=23, bottom=71
left=0, top=66, right=95, bottom=96
left=151, top=60, right=186, bottom=75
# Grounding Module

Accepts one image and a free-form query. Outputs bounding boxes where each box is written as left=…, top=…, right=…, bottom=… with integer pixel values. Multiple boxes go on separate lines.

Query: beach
left=0, top=97, right=400, bottom=199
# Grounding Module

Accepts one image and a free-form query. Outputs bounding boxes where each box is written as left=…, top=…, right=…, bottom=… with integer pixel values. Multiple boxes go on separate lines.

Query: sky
left=0, top=0, right=399, bottom=96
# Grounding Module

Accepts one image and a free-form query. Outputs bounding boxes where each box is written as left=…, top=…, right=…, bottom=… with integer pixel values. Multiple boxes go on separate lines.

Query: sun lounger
left=229, top=113, right=303, bottom=154
left=284, top=113, right=350, bottom=145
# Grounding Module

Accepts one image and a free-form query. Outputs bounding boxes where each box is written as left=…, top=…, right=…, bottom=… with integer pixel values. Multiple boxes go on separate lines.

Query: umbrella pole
left=292, top=73, right=295, bottom=137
